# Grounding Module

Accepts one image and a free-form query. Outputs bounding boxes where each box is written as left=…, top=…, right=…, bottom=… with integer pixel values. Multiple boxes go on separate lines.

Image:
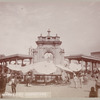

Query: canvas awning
left=33, top=61, right=57, bottom=74
left=7, top=64, right=22, bottom=71
left=56, top=65, right=73, bottom=72
left=69, top=63, right=82, bottom=72
left=21, top=64, right=35, bottom=74
left=7, top=64, right=35, bottom=74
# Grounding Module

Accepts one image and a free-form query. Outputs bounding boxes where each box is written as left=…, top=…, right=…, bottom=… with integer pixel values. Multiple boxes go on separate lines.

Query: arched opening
left=44, top=52, right=54, bottom=62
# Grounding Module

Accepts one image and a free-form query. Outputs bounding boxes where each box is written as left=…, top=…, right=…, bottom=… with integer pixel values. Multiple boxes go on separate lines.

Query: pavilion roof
left=0, top=54, right=33, bottom=62
left=65, top=54, right=100, bottom=63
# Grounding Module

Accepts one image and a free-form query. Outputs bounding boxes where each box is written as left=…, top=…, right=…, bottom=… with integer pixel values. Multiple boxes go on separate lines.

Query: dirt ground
left=2, top=78, right=100, bottom=99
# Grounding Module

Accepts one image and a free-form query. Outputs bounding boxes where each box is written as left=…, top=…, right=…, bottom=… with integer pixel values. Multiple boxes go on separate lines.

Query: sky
left=0, top=0, right=100, bottom=56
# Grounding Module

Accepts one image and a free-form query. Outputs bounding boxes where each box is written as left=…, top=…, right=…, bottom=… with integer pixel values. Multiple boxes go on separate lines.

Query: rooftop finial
left=47, top=29, right=51, bottom=36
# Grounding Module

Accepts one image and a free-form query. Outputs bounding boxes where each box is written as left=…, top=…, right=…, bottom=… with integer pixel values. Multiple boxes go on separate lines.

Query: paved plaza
left=2, top=79, right=100, bottom=99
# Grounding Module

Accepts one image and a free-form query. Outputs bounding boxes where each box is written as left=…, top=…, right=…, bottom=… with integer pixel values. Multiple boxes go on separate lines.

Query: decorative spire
left=47, top=29, right=51, bottom=36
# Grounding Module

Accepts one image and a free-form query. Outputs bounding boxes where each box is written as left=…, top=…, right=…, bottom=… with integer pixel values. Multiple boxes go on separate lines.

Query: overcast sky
left=0, top=0, right=100, bottom=56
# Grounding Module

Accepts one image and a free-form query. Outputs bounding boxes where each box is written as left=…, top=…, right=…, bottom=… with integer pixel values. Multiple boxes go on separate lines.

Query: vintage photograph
left=0, top=0, right=100, bottom=99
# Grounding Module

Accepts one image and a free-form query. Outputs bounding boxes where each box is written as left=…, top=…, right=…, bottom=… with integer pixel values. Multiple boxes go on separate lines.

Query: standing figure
left=0, top=74, right=4, bottom=98
left=79, top=72, right=84, bottom=88
left=95, top=75, right=100, bottom=97
left=2, top=74, right=7, bottom=94
left=73, top=73, right=78, bottom=88
left=61, top=71, right=67, bottom=83
left=11, top=76, right=17, bottom=95
left=7, top=73, right=11, bottom=83
left=26, top=75, right=31, bottom=86
left=95, top=73, right=99, bottom=81
left=83, top=73, right=88, bottom=84
left=67, top=73, right=70, bottom=82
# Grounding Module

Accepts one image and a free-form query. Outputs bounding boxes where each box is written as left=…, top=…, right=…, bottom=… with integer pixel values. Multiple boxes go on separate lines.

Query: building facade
left=29, top=30, right=64, bottom=65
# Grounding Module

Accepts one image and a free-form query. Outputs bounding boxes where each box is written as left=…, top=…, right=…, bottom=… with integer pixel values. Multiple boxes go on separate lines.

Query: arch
left=43, top=49, right=55, bottom=62
left=44, top=50, right=54, bottom=56
left=44, top=52, right=54, bottom=62
left=43, top=47, right=55, bottom=56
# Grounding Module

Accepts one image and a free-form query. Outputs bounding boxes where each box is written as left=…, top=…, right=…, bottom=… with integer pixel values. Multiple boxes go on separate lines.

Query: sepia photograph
left=0, top=0, right=100, bottom=99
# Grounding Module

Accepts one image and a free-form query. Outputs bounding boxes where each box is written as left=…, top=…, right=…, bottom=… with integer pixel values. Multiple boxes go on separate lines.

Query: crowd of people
left=0, top=69, right=100, bottom=98
left=73, top=72, right=88, bottom=88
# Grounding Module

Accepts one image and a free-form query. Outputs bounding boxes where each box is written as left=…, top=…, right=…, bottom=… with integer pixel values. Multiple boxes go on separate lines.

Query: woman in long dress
left=73, top=73, right=78, bottom=88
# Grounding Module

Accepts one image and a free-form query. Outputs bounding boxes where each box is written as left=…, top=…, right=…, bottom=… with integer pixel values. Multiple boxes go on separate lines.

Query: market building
left=65, top=54, right=100, bottom=74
